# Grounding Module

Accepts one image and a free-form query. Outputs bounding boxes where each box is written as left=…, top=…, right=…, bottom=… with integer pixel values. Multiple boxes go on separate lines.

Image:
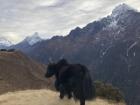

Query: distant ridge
left=111, top=3, right=137, bottom=17
left=10, top=32, right=43, bottom=53
left=0, top=37, right=12, bottom=49
left=24, top=32, right=42, bottom=45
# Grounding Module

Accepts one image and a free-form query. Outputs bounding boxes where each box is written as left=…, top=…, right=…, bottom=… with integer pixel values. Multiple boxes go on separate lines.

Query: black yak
left=45, top=59, right=95, bottom=105
left=45, top=59, right=73, bottom=99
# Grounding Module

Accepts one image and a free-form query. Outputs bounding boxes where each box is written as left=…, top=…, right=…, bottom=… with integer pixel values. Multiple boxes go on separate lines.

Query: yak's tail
left=83, top=72, right=96, bottom=100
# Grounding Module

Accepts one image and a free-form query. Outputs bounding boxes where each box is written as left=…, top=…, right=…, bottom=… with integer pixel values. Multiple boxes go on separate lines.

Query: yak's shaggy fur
left=45, top=59, right=95, bottom=105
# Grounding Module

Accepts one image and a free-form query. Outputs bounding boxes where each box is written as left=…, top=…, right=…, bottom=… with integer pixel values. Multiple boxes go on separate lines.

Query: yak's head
left=45, top=59, right=68, bottom=78
left=45, top=63, right=57, bottom=78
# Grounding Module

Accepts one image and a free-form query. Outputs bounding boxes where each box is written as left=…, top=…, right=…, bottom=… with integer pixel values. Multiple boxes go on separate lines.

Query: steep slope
left=20, top=4, right=140, bottom=105
left=0, top=51, right=53, bottom=94
left=0, top=89, right=125, bottom=105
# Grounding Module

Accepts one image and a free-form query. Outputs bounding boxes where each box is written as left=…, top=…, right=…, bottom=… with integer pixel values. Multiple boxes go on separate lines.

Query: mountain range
left=10, top=32, right=43, bottom=53
left=0, top=32, right=43, bottom=49
left=1, top=3, right=140, bottom=105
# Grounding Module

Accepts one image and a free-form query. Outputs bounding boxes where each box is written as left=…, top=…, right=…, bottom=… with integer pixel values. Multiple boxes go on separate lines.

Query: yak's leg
left=65, top=86, right=72, bottom=99
left=55, top=80, right=60, bottom=91
left=80, top=98, right=85, bottom=105
left=59, top=92, right=65, bottom=99
left=59, top=84, right=65, bottom=99
left=67, top=91, right=72, bottom=99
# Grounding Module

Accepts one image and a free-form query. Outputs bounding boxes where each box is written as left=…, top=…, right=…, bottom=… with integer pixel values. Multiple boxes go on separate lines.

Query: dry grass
left=0, top=89, right=125, bottom=105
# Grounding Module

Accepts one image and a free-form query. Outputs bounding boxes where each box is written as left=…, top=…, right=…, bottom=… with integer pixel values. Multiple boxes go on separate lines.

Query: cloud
left=1, top=32, right=22, bottom=44
left=0, top=0, right=139, bottom=43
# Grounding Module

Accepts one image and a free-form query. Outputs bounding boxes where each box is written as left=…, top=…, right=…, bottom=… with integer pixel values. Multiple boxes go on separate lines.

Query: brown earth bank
left=0, top=51, right=54, bottom=94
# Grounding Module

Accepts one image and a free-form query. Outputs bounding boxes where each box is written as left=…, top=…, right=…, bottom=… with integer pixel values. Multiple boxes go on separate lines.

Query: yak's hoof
left=68, top=94, right=72, bottom=99
left=60, top=94, right=64, bottom=99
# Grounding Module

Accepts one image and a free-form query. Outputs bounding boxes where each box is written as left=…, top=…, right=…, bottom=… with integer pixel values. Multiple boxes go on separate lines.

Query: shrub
left=94, top=80, right=124, bottom=102
left=0, top=49, right=7, bottom=51
left=7, top=49, right=15, bottom=52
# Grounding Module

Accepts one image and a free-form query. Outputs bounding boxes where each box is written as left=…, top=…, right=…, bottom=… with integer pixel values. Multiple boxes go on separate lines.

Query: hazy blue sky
left=0, top=0, right=140, bottom=43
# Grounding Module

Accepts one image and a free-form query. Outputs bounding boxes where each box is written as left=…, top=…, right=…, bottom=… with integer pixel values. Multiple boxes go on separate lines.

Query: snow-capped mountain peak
left=24, top=32, right=42, bottom=45
left=0, top=37, right=12, bottom=47
left=111, top=3, right=136, bottom=18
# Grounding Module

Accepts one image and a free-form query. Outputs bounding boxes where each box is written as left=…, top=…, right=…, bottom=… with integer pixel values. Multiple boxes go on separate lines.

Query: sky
left=0, top=0, right=140, bottom=44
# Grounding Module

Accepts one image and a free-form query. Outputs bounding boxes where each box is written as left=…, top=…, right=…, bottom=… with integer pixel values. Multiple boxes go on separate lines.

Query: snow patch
left=111, top=3, right=136, bottom=18
left=127, top=41, right=138, bottom=56
left=108, top=20, right=118, bottom=28
left=0, top=37, right=12, bottom=47
left=133, top=52, right=136, bottom=57
left=25, top=32, right=42, bottom=45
